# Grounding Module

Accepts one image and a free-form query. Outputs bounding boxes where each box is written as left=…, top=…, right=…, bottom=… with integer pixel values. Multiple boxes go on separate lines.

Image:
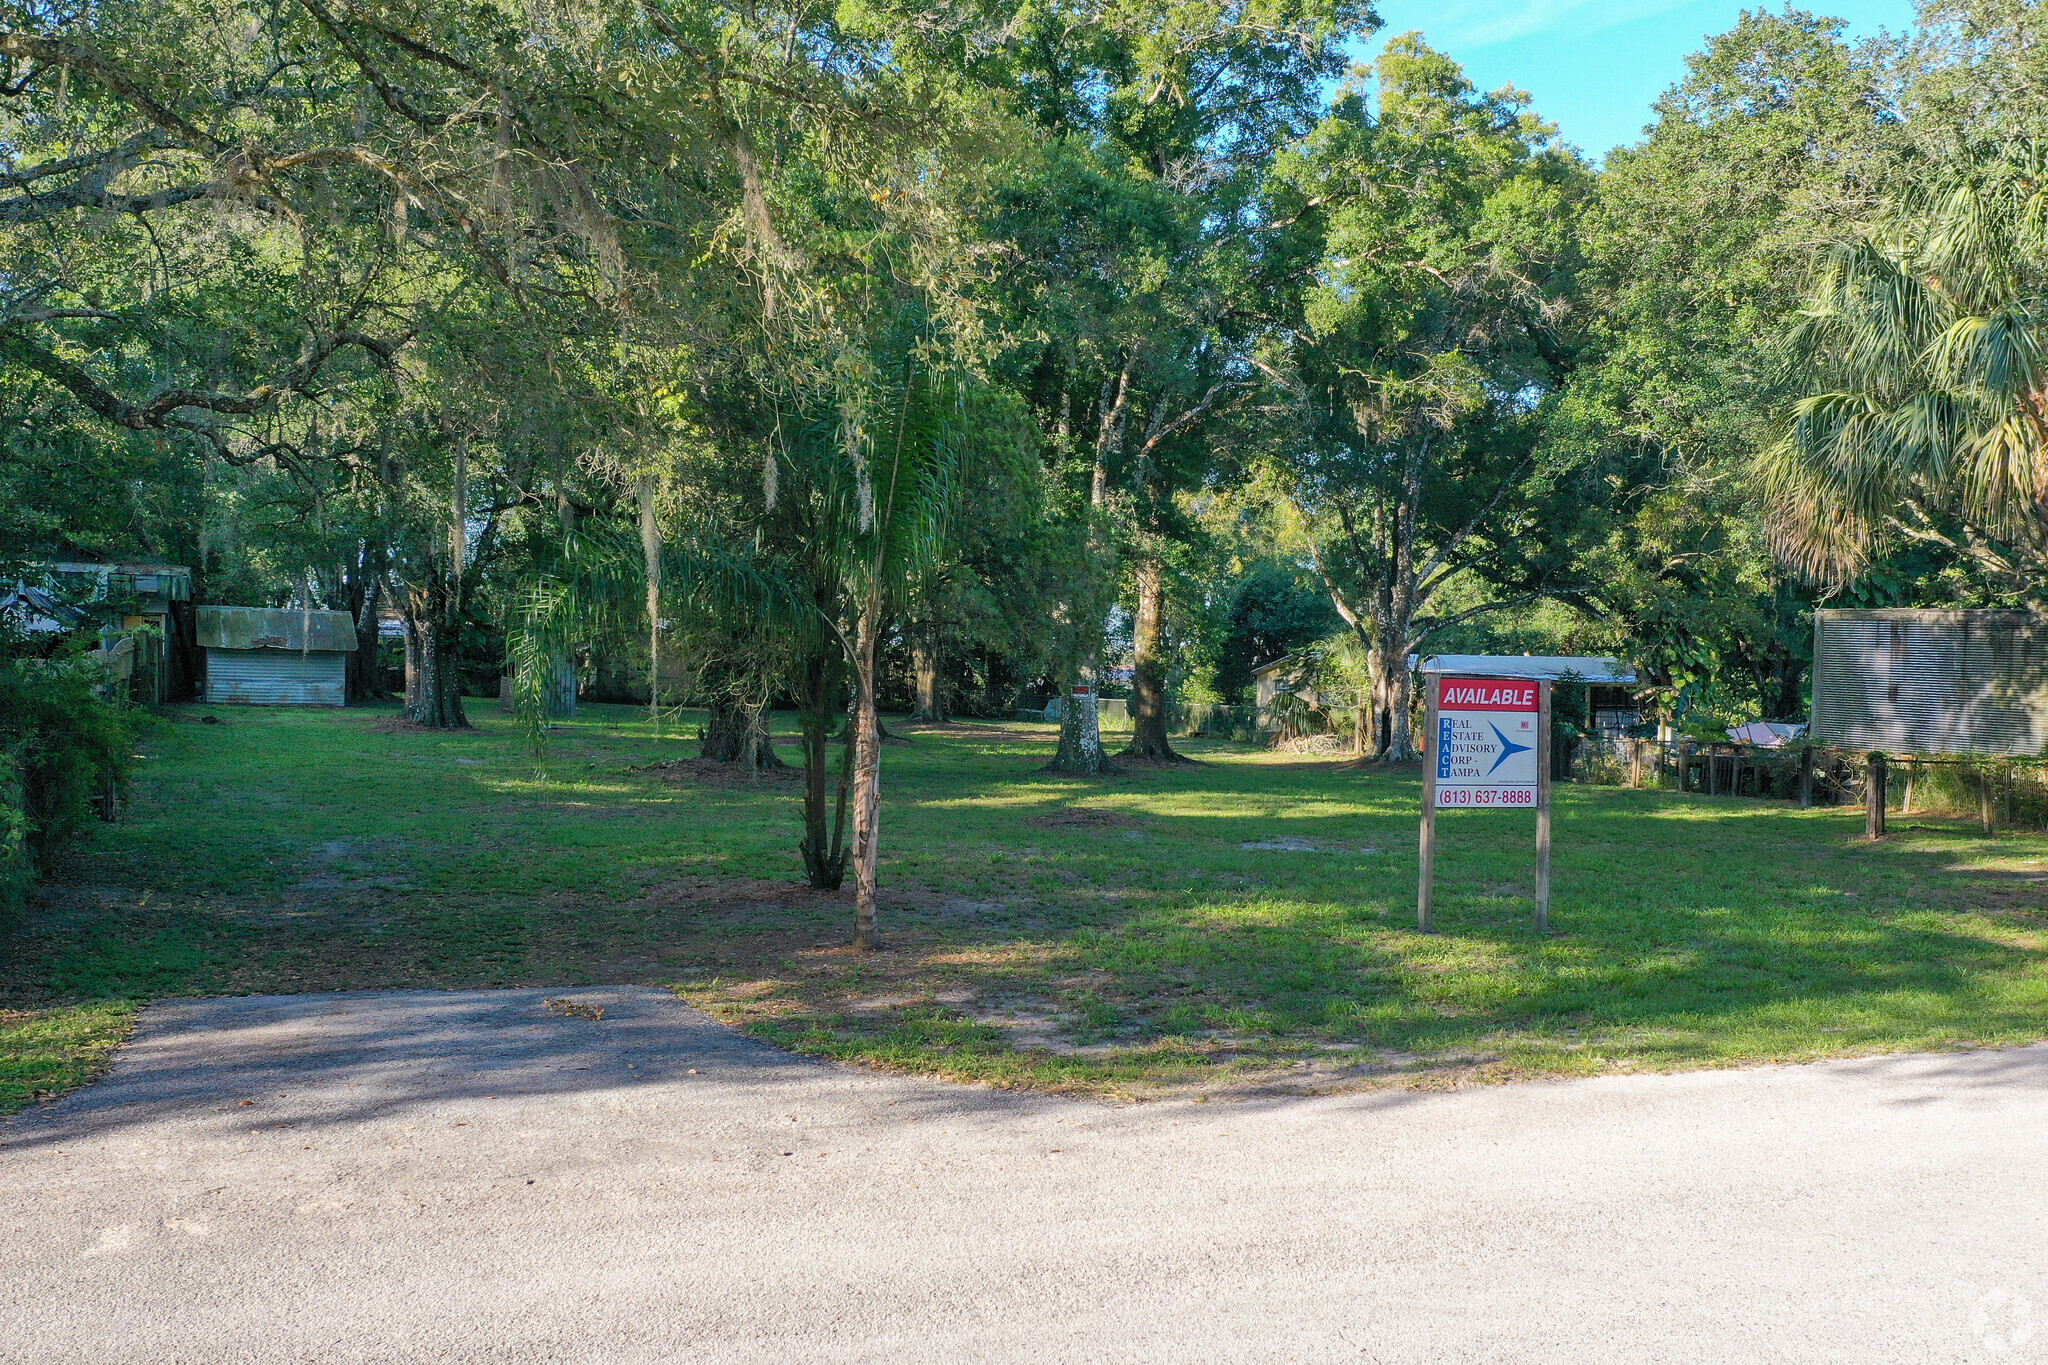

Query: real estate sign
left=1433, top=677, right=1540, bottom=808
left=1418, top=673, right=1553, bottom=935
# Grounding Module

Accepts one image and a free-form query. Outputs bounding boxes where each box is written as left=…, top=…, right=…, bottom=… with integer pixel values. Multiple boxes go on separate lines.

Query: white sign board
left=1433, top=676, right=1540, bottom=808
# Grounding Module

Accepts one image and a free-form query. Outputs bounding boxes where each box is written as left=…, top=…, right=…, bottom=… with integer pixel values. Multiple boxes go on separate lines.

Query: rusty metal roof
left=1418, top=654, right=1637, bottom=684
left=196, top=606, right=358, bottom=652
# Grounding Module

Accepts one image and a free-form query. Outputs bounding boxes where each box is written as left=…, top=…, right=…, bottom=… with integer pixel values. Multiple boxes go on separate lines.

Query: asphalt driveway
left=5, top=986, right=2046, bottom=1363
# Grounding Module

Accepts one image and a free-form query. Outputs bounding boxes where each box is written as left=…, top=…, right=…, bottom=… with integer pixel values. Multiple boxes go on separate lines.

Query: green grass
left=0, top=1002, right=135, bottom=1111
left=4, top=701, right=2047, bottom=1110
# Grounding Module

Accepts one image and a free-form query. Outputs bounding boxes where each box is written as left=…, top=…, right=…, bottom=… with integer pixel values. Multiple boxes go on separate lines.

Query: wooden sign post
left=1419, top=683, right=1439, bottom=933
left=1418, top=675, right=1553, bottom=935
left=1535, top=679, right=1551, bottom=933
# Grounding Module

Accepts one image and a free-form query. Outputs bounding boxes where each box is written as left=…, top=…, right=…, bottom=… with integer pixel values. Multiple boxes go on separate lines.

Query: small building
left=1418, top=655, right=1640, bottom=738
left=9, top=561, right=197, bottom=701
left=30, top=560, right=193, bottom=635
left=196, top=606, right=357, bottom=706
left=0, top=582, right=87, bottom=636
left=1726, top=720, right=1807, bottom=748
left=1812, top=608, right=2048, bottom=756
left=1250, top=654, right=1333, bottom=711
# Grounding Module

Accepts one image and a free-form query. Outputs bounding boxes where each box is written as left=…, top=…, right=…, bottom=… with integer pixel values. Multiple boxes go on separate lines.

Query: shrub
left=0, top=651, right=138, bottom=910
left=0, top=751, right=28, bottom=913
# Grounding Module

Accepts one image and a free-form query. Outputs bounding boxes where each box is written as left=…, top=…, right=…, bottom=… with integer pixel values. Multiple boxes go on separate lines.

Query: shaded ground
left=5, top=986, right=2046, bottom=1364
left=5, top=703, right=2048, bottom=1108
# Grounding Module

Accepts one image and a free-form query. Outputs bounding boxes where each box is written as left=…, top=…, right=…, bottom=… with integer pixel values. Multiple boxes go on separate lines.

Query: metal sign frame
left=1419, top=674, right=1552, bottom=934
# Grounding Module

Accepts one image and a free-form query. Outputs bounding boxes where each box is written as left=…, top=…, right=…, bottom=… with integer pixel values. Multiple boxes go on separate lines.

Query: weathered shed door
left=204, top=649, right=347, bottom=705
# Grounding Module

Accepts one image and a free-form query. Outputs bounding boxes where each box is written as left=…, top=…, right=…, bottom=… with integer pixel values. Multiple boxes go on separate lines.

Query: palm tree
left=1758, top=142, right=2048, bottom=592
left=511, top=338, right=994, bottom=950
left=778, top=345, right=982, bottom=948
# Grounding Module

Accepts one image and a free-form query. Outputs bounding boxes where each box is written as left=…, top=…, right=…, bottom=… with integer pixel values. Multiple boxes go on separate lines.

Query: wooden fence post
left=1981, top=767, right=1996, bottom=835
left=1866, top=752, right=1887, bottom=840
left=1799, top=747, right=1814, bottom=809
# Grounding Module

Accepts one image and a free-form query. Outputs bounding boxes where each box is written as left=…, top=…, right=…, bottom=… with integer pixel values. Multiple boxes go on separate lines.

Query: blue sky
left=1366, top=0, right=1918, bottom=159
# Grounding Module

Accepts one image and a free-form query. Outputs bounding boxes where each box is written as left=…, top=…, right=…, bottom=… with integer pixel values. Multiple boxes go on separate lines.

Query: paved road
left=5, top=987, right=2047, bottom=1363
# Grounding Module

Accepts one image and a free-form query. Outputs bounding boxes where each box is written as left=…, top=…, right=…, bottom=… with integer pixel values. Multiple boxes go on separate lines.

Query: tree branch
left=0, top=33, right=222, bottom=150
left=1405, top=590, right=1544, bottom=652
left=0, top=320, right=405, bottom=430
left=1133, top=379, right=1249, bottom=460
left=294, top=0, right=459, bottom=130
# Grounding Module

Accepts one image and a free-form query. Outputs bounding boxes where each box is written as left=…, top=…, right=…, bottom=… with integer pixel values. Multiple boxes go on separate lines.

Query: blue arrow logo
left=1486, top=723, right=1533, bottom=775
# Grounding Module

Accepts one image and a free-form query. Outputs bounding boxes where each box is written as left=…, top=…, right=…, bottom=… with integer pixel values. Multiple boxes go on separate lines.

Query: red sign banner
left=1436, top=677, right=1538, bottom=712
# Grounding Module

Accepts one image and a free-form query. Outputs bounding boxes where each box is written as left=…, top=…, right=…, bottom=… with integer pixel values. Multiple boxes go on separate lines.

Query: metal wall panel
left=1812, top=610, right=2048, bottom=756
left=195, top=605, right=357, bottom=651
left=202, top=648, right=347, bottom=706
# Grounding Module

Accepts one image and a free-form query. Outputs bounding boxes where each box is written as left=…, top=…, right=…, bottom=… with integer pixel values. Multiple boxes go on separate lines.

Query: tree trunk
left=981, top=647, right=1006, bottom=717
left=346, top=553, right=385, bottom=703
left=637, top=474, right=662, bottom=730
left=399, top=427, right=471, bottom=729
left=1047, top=673, right=1117, bottom=774
left=1374, top=448, right=1424, bottom=763
left=400, top=575, right=468, bottom=729
left=1773, top=658, right=1804, bottom=720
left=851, top=609, right=884, bottom=949
left=403, top=618, right=421, bottom=711
left=701, top=698, right=783, bottom=767
left=1044, top=360, right=1127, bottom=777
left=1122, top=561, right=1184, bottom=761
left=1370, top=629, right=1419, bottom=762
left=908, top=624, right=946, bottom=722
left=798, top=649, right=848, bottom=889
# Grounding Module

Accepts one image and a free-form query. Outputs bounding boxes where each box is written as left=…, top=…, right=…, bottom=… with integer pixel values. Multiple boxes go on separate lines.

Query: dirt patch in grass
left=363, top=716, right=456, bottom=735
left=1031, top=808, right=1138, bottom=829
left=636, top=758, right=803, bottom=785
left=633, top=875, right=850, bottom=912
left=1111, top=752, right=1209, bottom=772
left=896, top=723, right=1044, bottom=741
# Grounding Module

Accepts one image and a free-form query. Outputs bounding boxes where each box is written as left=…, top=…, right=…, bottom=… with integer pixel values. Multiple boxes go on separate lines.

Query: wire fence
left=1575, top=737, right=2048, bottom=831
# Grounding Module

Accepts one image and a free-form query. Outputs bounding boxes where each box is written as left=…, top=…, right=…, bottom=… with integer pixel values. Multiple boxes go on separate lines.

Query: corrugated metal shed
left=1811, top=609, right=2048, bottom=756
left=196, top=606, right=357, bottom=652
left=204, top=648, right=347, bottom=705
left=198, top=605, right=355, bottom=706
left=1417, top=655, right=1637, bottom=683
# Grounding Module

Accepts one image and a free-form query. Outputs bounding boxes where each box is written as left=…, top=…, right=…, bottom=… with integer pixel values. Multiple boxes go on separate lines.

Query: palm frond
left=1763, top=143, right=2048, bottom=590
left=507, top=524, right=798, bottom=773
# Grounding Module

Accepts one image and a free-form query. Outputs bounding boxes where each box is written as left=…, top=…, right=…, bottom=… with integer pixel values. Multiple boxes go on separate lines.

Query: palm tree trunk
left=798, top=648, right=848, bottom=889
left=637, top=475, right=662, bottom=730
left=851, top=605, right=884, bottom=949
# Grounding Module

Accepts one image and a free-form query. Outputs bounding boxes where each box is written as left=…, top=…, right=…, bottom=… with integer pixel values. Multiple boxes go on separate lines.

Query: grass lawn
left=4, top=701, right=2047, bottom=1111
